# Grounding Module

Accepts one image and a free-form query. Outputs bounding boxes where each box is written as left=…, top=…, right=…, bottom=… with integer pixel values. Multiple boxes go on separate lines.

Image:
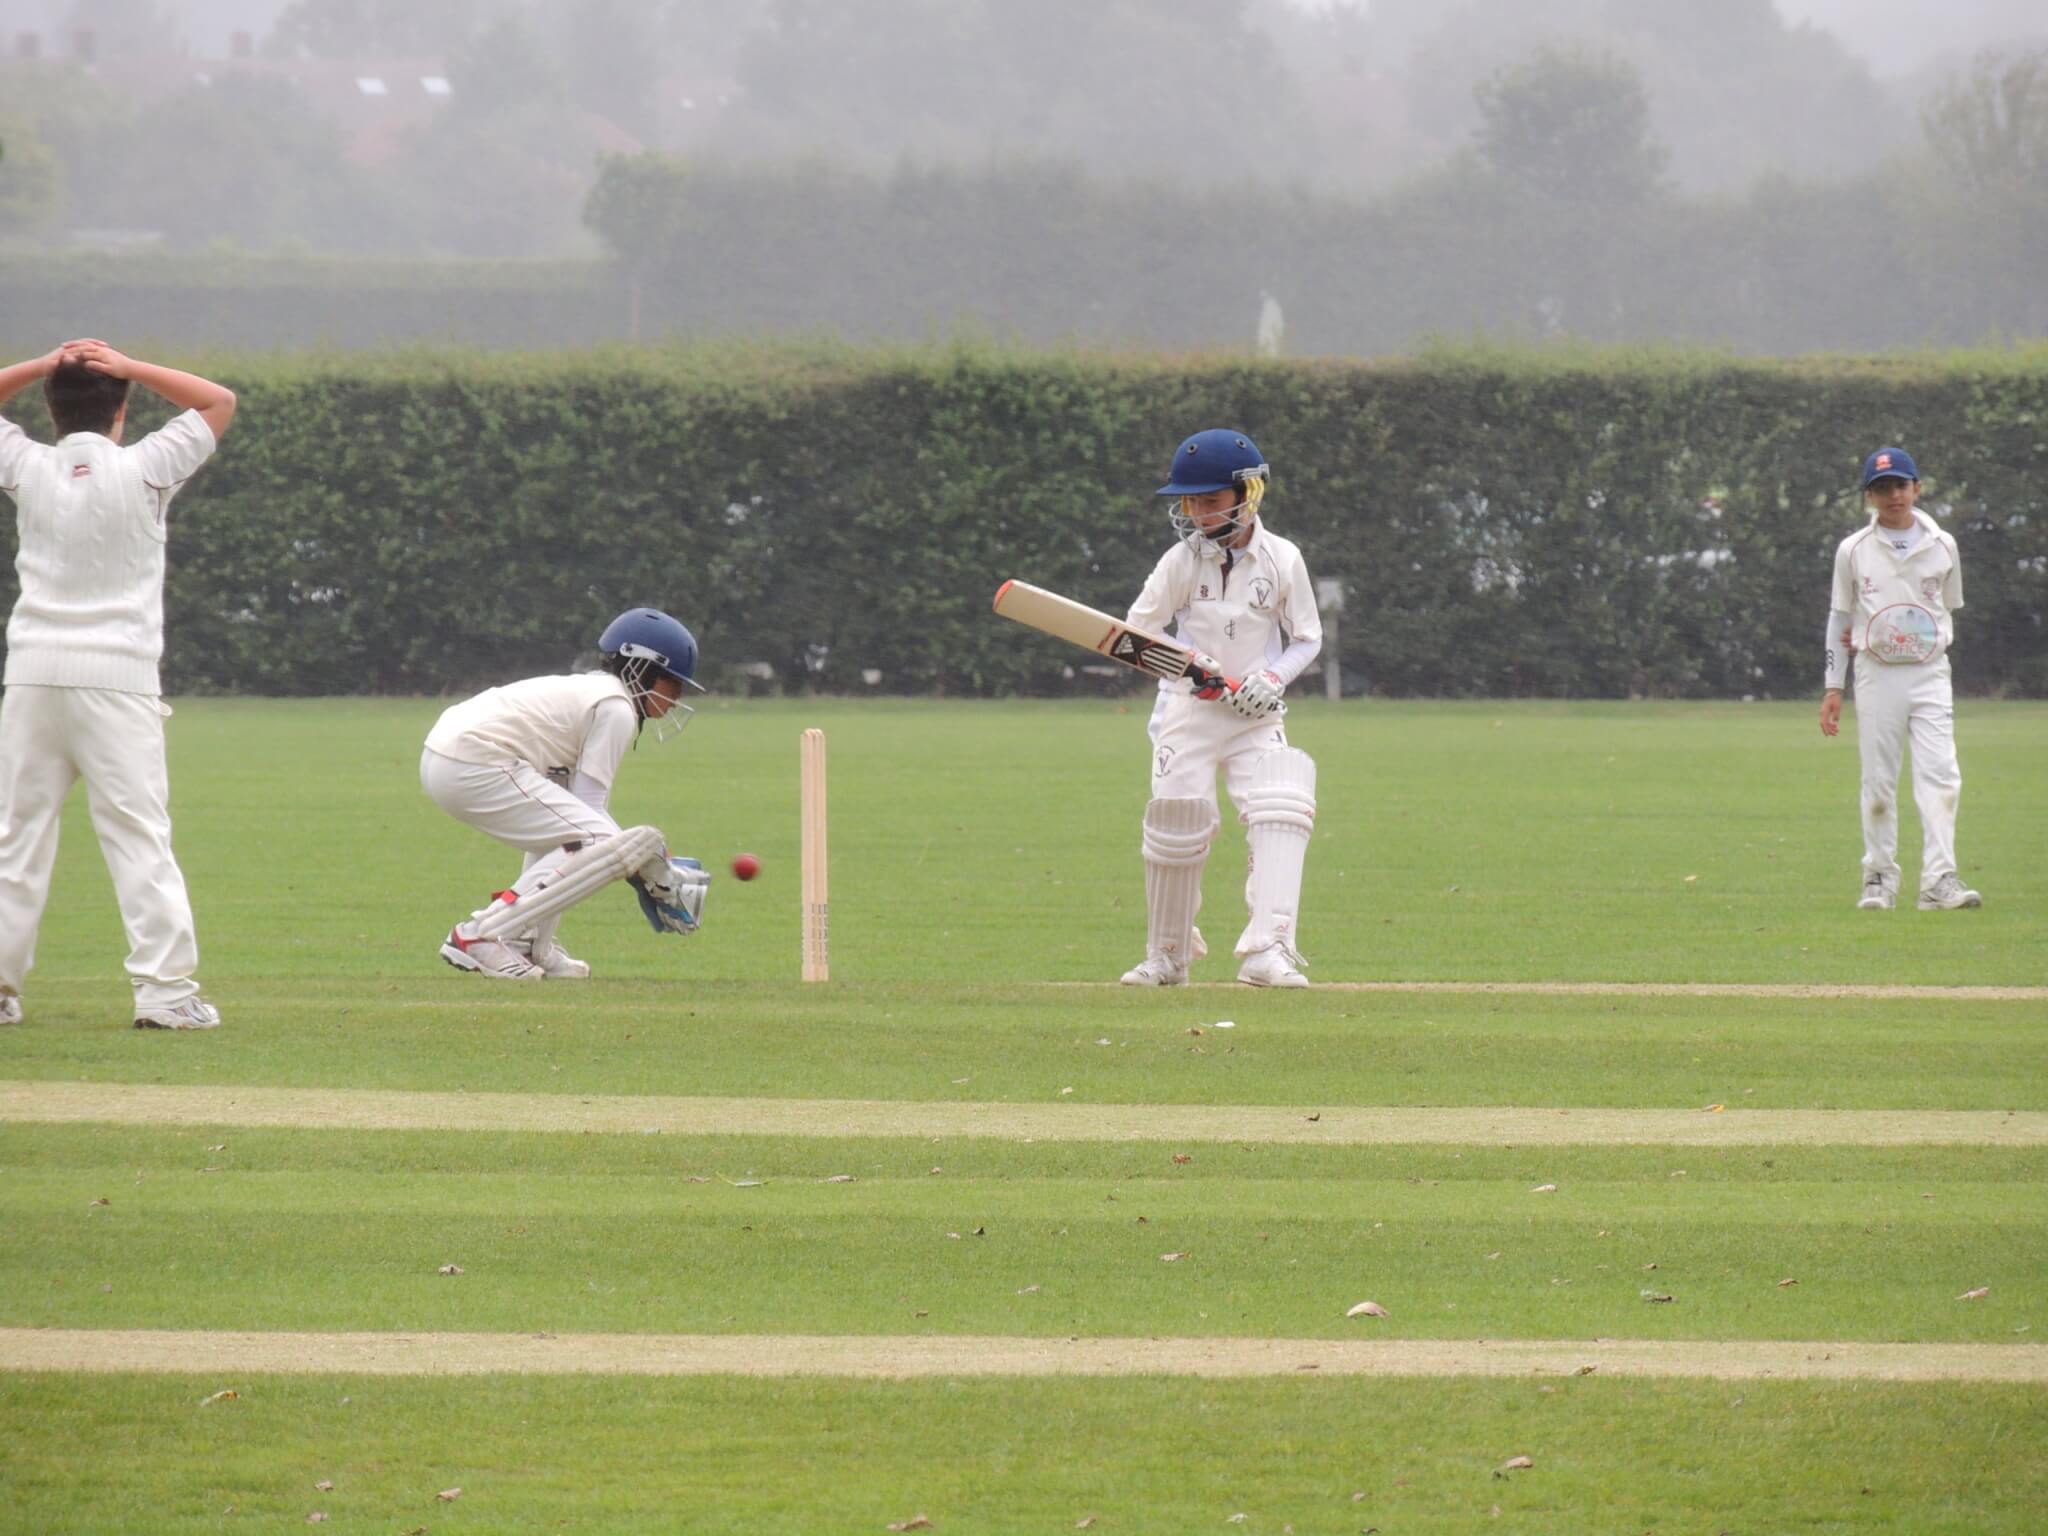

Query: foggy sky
left=11, top=0, right=2045, bottom=78
left=1772, top=0, right=2046, bottom=76
left=1289, top=0, right=2047, bottom=76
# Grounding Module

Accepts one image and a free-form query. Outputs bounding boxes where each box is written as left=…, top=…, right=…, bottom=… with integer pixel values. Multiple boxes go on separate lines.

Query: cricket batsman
left=1121, top=429, right=1324, bottom=988
left=1819, top=446, right=1981, bottom=911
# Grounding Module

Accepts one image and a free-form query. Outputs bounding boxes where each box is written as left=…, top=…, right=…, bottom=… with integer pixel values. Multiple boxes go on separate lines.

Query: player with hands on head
left=1121, top=428, right=1324, bottom=989
left=1820, top=446, right=1979, bottom=911
left=0, top=339, right=236, bottom=1030
left=421, top=607, right=713, bottom=981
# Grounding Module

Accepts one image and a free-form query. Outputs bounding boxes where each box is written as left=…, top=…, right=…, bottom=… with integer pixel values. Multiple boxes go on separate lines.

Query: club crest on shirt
left=1154, top=743, right=1177, bottom=779
left=1861, top=576, right=1878, bottom=595
left=1249, top=577, right=1275, bottom=609
left=1921, top=577, right=1941, bottom=602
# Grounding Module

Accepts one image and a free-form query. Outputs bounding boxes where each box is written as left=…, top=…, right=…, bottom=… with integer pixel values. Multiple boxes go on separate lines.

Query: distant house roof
left=19, top=48, right=660, bottom=166
left=72, top=52, right=454, bottom=164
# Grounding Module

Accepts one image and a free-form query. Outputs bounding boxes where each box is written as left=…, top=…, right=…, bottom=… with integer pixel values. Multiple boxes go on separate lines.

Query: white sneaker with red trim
left=440, top=924, right=544, bottom=980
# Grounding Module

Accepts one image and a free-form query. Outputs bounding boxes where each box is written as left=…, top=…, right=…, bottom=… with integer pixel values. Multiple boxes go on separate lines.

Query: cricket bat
left=992, top=579, right=1235, bottom=694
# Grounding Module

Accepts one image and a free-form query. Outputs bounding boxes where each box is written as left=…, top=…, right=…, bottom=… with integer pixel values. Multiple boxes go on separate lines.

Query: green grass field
left=2, top=697, right=2043, bottom=1533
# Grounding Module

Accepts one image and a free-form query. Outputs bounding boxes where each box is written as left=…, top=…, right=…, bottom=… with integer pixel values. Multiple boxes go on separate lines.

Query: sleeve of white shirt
left=1264, top=545, right=1325, bottom=687
left=1824, top=609, right=1852, bottom=689
left=569, top=698, right=638, bottom=807
left=128, top=410, right=218, bottom=504
left=1125, top=548, right=1190, bottom=638
left=1829, top=539, right=1856, bottom=615
left=1943, top=541, right=1964, bottom=611
left=0, top=416, right=32, bottom=493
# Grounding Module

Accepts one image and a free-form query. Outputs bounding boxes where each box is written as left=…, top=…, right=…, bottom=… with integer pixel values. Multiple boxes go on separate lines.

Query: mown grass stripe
left=2, top=1082, right=2042, bottom=1145
left=4, top=1328, right=2042, bottom=1382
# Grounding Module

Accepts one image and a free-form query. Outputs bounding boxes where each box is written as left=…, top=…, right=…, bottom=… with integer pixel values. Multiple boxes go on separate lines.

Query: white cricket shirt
left=0, top=411, right=218, bottom=694
left=1829, top=510, right=1963, bottom=664
left=1126, top=519, right=1323, bottom=691
left=425, top=672, right=639, bottom=789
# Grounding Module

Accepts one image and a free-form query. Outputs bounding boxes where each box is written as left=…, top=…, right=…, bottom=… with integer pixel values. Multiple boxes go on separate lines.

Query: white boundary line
left=2, top=1082, right=2042, bottom=1146
left=3, top=1328, right=2042, bottom=1382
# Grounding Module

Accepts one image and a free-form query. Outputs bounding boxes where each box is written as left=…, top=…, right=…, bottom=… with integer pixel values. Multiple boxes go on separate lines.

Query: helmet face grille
left=618, top=640, right=671, bottom=671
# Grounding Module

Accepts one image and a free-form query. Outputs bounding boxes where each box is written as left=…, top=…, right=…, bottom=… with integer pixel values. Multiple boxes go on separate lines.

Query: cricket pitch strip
left=1, top=1081, right=2042, bottom=1146
left=2, top=1328, right=2041, bottom=1382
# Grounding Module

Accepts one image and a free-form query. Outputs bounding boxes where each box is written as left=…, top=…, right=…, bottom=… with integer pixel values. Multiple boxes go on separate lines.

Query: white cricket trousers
left=1852, top=653, right=1962, bottom=890
left=419, top=749, right=621, bottom=947
left=1147, top=691, right=1292, bottom=808
left=1146, top=692, right=1297, bottom=956
left=0, top=684, right=203, bottom=1010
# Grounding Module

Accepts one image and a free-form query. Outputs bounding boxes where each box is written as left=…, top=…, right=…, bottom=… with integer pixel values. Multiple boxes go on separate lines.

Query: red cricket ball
left=731, top=853, right=761, bottom=882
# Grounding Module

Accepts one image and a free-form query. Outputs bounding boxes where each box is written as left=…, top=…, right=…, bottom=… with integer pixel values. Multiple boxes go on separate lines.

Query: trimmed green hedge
left=3, top=344, right=2044, bottom=697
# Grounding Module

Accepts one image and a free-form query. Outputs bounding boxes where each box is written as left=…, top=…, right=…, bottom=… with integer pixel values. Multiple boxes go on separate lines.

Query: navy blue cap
left=1861, top=446, right=1919, bottom=487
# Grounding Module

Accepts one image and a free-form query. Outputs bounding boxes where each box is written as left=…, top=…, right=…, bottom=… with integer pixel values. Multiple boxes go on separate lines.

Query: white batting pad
left=1236, top=748, right=1316, bottom=960
left=473, top=824, right=668, bottom=943
left=1142, top=796, right=1217, bottom=969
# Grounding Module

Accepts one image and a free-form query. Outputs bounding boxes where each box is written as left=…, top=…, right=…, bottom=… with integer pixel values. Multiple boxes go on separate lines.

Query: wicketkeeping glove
left=632, top=856, right=710, bottom=935
left=1226, top=669, right=1286, bottom=720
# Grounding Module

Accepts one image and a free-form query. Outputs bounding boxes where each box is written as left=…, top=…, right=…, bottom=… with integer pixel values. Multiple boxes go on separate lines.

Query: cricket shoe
left=1857, top=873, right=1895, bottom=910
left=1237, top=943, right=1309, bottom=989
left=534, top=942, right=591, bottom=979
left=440, top=925, right=544, bottom=980
left=0, top=994, right=21, bottom=1026
left=1917, top=873, right=1982, bottom=910
left=134, top=998, right=222, bottom=1030
left=1120, top=956, right=1189, bottom=987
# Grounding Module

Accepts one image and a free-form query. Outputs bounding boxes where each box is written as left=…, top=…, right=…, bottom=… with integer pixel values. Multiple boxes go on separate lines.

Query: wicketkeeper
left=421, top=607, right=712, bottom=980
left=1122, top=429, right=1324, bottom=988
left=1819, top=446, right=1981, bottom=911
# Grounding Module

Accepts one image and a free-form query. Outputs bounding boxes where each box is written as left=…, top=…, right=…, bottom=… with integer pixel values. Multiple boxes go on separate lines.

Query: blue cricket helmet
left=600, top=607, right=706, bottom=695
left=1156, top=429, right=1269, bottom=497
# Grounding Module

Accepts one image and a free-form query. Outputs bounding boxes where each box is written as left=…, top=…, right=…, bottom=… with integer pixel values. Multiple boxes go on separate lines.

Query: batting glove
left=1226, top=670, right=1285, bottom=720
left=633, top=856, right=709, bottom=935
left=1188, top=653, right=1234, bottom=700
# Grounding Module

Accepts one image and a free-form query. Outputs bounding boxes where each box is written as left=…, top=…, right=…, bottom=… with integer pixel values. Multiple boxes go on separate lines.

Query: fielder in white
left=1819, top=446, right=1981, bottom=911
left=0, top=340, right=236, bottom=1031
left=422, top=607, right=712, bottom=981
left=1122, top=429, right=1323, bottom=989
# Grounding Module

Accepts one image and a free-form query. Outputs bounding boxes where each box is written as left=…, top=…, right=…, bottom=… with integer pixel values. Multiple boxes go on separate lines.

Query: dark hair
left=45, top=361, right=129, bottom=436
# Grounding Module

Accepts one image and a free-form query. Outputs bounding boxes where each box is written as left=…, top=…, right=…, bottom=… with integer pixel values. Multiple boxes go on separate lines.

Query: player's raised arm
left=0, top=346, right=67, bottom=407
left=68, top=341, right=237, bottom=441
